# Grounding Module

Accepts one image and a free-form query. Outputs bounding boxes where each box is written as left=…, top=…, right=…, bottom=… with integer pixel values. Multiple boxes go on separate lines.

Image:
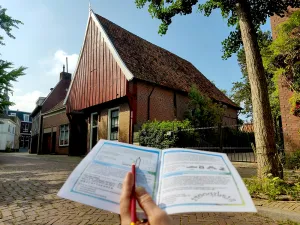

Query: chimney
left=59, top=65, right=71, bottom=81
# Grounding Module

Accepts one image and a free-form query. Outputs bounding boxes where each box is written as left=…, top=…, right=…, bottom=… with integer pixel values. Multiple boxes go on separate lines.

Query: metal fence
left=177, top=125, right=257, bottom=163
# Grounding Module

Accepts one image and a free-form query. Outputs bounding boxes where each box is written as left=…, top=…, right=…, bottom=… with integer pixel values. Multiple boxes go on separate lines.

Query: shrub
left=285, top=150, right=300, bottom=170
left=139, top=120, right=193, bottom=149
left=185, top=85, right=224, bottom=128
left=244, top=176, right=300, bottom=200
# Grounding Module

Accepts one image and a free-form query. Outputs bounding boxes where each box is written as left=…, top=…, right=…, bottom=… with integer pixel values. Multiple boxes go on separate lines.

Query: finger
left=120, top=172, right=133, bottom=224
left=135, top=186, right=160, bottom=217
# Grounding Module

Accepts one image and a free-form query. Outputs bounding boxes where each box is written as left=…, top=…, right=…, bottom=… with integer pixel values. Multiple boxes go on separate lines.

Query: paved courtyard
left=0, top=153, right=286, bottom=225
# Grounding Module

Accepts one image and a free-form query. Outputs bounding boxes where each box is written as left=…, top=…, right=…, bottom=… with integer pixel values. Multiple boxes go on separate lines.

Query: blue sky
left=2, top=0, right=271, bottom=115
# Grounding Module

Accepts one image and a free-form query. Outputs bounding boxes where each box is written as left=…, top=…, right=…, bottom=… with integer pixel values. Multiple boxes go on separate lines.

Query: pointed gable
left=66, top=12, right=131, bottom=112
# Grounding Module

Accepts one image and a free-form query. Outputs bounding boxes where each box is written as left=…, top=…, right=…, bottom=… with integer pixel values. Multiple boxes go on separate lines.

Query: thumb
left=135, top=186, right=160, bottom=217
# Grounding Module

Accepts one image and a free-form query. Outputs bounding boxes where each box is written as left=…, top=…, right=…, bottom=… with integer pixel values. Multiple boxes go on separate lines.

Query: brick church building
left=271, top=8, right=300, bottom=153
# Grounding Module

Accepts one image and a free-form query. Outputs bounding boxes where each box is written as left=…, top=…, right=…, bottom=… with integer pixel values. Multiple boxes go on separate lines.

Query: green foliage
left=0, top=6, right=23, bottom=46
left=0, top=6, right=26, bottom=113
left=262, top=11, right=300, bottom=114
left=244, top=176, right=300, bottom=201
left=231, top=30, right=277, bottom=118
left=185, top=85, right=224, bottom=127
left=135, top=0, right=300, bottom=59
left=285, top=150, right=300, bottom=170
left=289, top=92, right=300, bottom=116
left=0, top=60, right=26, bottom=113
left=138, top=120, right=193, bottom=149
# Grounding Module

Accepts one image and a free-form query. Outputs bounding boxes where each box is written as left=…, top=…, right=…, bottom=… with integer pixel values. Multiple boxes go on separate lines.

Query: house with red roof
left=31, top=70, right=71, bottom=154
left=64, top=9, right=240, bottom=156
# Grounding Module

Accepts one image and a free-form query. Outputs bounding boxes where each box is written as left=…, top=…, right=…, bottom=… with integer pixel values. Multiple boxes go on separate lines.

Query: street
left=0, top=153, right=280, bottom=225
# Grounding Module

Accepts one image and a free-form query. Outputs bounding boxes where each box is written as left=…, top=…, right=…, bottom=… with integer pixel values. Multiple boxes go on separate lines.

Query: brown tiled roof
left=96, top=14, right=240, bottom=109
left=43, top=100, right=65, bottom=115
left=42, top=79, right=70, bottom=113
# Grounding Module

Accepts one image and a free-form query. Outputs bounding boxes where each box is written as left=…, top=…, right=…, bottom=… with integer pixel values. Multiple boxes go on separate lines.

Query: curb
left=257, top=206, right=300, bottom=223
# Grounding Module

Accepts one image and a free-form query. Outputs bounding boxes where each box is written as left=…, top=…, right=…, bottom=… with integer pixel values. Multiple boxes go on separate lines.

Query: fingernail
left=135, top=186, right=146, bottom=196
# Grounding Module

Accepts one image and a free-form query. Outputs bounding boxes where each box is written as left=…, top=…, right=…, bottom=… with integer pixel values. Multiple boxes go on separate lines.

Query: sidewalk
left=233, top=162, right=300, bottom=223
left=255, top=199, right=300, bottom=222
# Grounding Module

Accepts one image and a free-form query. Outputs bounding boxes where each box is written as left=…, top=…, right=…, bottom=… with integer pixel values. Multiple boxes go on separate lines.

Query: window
left=8, top=125, right=10, bottom=133
left=108, top=108, right=119, bottom=141
left=23, top=114, right=29, bottom=122
left=12, top=127, right=15, bottom=134
left=10, top=113, right=16, bottom=116
left=59, top=124, right=69, bottom=146
left=90, top=113, right=98, bottom=149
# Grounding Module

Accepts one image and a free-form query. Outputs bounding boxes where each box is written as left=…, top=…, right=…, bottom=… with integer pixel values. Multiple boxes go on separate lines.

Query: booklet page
left=58, top=140, right=160, bottom=214
left=157, top=149, right=256, bottom=214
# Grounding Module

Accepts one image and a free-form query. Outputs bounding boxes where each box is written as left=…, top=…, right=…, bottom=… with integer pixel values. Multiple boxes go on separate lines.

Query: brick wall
left=86, top=101, right=131, bottom=149
left=135, top=81, right=187, bottom=128
left=271, top=8, right=300, bottom=153
left=43, top=109, right=69, bottom=155
left=135, top=81, right=238, bottom=128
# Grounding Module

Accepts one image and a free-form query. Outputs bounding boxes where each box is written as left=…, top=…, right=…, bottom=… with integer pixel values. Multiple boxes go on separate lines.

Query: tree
left=135, top=0, right=300, bottom=178
left=185, top=85, right=224, bottom=128
left=231, top=30, right=280, bottom=120
left=0, top=6, right=26, bottom=113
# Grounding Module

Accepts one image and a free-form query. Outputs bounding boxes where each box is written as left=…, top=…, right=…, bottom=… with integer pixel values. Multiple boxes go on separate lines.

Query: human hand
left=120, top=172, right=173, bottom=225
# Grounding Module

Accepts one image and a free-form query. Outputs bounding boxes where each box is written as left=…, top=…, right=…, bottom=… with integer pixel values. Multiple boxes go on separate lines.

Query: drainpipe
left=37, top=113, right=43, bottom=155
left=147, top=86, right=155, bottom=121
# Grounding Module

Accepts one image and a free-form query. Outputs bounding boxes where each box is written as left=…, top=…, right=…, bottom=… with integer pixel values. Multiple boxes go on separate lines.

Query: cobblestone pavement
left=0, top=153, right=286, bottom=225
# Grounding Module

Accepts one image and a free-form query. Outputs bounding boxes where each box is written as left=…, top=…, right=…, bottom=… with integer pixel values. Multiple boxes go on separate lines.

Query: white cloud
left=40, top=50, right=78, bottom=76
left=9, top=49, right=78, bottom=113
left=9, top=90, right=45, bottom=113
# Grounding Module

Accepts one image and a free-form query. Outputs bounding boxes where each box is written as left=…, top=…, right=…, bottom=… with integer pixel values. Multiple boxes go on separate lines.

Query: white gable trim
left=64, top=10, right=134, bottom=106
left=91, top=11, right=134, bottom=81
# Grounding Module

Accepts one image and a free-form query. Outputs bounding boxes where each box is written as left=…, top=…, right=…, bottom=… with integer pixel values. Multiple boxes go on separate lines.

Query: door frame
left=90, top=112, right=98, bottom=150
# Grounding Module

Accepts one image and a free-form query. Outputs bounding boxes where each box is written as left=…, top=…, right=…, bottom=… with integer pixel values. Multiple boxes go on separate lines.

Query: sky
left=1, top=0, right=271, bottom=116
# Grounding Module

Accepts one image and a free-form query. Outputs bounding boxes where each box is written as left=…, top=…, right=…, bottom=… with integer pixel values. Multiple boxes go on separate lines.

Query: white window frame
left=59, top=124, right=69, bottom=146
left=10, top=113, right=16, bottom=116
left=107, top=107, right=120, bottom=141
left=23, top=123, right=29, bottom=132
left=90, top=112, right=98, bottom=150
left=23, top=114, right=29, bottom=122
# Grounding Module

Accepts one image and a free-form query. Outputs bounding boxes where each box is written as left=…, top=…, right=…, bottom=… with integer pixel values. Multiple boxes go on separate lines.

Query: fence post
left=218, top=123, right=223, bottom=152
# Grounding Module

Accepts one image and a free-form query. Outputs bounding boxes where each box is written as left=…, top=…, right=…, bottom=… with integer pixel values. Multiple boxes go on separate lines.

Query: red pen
left=130, top=163, right=136, bottom=225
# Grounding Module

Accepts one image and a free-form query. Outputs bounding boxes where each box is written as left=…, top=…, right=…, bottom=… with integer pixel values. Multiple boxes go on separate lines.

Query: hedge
left=138, top=120, right=193, bottom=149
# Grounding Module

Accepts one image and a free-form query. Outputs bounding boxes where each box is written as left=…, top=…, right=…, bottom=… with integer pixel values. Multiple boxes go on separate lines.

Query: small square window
left=23, top=114, right=29, bottom=122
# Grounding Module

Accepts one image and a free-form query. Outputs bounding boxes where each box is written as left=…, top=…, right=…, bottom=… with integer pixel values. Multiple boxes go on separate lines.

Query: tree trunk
left=236, top=0, right=282, bottom=179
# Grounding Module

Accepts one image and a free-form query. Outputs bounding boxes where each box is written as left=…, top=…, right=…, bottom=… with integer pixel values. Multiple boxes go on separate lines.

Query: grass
left=279, top=220, right=300, bottom=225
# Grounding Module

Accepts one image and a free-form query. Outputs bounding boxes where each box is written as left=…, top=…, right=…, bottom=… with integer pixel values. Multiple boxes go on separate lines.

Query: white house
left=0, top=117, right=17, bottom=151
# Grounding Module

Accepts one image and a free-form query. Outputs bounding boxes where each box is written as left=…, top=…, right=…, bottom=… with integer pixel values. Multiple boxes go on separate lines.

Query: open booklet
left=58, top=140, right=256, bottom=215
